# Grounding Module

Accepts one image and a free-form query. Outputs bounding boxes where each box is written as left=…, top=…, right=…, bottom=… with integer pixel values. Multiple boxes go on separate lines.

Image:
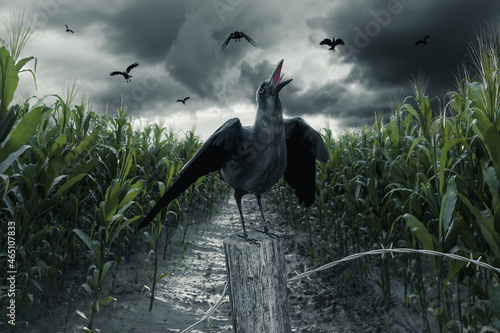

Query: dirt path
left=26, top=196, right=427, bottom=333
left=87, top=197, right=243, bottom=333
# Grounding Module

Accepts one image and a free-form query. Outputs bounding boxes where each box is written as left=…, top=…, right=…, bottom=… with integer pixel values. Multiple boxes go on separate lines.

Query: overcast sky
left=2, top=0, right=499, bottom=140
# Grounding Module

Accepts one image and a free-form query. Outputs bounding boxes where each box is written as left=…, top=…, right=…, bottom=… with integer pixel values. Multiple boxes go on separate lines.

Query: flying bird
left=65, top=24, right=74, bottom=33
left=110, top=62, right=139, bottom=82
left=136, top=59, right=328, bottom=242
left=415, top=35, right=430, bottom=46
left=220, top=31, right=257, bottom=51
left=320, top=37, right=345, bottom=51
left=177, top=97, right=190, bottom=104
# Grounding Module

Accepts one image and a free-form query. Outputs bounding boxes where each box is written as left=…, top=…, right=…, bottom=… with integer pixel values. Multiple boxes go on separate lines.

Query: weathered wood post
left=223, top=230, right=291, bottom=333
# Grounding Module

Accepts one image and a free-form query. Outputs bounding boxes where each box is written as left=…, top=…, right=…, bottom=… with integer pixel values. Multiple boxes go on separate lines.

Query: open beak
left=270, top=59, right=292, bottom=94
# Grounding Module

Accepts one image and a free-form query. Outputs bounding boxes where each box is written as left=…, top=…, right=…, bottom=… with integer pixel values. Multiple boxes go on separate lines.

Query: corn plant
left=270, top=26, right=500, bottom=332
left=0, top=17, right=229, bottom=330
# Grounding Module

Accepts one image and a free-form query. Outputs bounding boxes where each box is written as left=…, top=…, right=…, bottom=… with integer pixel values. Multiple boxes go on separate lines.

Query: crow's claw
left=237, top=233, right=260, bottom=245
left=255, top=226, right=280, bottom=238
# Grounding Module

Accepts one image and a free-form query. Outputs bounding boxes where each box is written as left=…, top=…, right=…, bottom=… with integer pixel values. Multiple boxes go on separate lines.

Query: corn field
left=0, top=42, right=230, bottom=331
left=271, top=31, right=500, bottom=331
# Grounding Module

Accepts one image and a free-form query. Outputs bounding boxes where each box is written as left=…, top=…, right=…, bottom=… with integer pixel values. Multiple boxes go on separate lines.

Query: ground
left=23, top=196, right=429, bottom=333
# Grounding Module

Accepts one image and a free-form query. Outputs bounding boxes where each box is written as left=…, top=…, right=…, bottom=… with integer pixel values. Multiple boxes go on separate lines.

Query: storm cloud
left=2, top=0, right=499, bottom=138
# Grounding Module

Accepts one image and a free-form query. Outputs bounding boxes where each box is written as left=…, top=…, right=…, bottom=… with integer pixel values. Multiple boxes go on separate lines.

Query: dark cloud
left=238, top=59, right=275, bottom=102
left=4, top=0, right=500, bottom=138
left=310, top=0, right=500, bottom=101
left=100, top=1, right=187, bottom=63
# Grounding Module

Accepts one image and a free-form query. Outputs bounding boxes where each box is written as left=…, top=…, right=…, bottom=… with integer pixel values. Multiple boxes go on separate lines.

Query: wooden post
left=223, top=230, right=291, bottom=333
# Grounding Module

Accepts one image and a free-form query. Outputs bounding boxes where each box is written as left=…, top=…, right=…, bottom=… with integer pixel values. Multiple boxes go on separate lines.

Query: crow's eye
left=259, top=89, right=264, bottom=96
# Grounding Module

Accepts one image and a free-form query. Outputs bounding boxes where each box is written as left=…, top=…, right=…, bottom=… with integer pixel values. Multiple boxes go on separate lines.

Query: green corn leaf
left=80, top=284, right=92, bottom=298
left=385, top=117, right=400, bottom=151
left=473, top=109, right=500, bottom=176
left=48, top=175, right=67, bottom=194
left=104, top=180, right=120, bottom=221
left=438, top=138, right=461, bottom=193
left=49, top=134, right=67, bottom=156
left=47, top=173, right=87, bottom=208
left=442, top=260, right=467, bottom=293
left=443, top=215, right=466, bottom=253
left=406, top=135, right=426, bottom=162
left=15, top=56, right=34, bottom=71
left=439, top=176, right=457, bottom=244
left=0, top=46, right=19, bottom=118
left=404, top=213, right=437, bottom=272
left=73, top=228, right=101, bottom=266
left=100, top=261, right=114, bottom=284
left=92, top=269, right=100, bottom=288
left=0, top=105, right=44, bottom=164
left=0, top=173, right=8, bottom=200
left=479, top=160, right=500, bottom=231
left=404, top=103, right=421, bottom=124
left=64, top=127, right=102, bottom=165
left=155, top=272, right=172, bottom=284
left=0, top=144, right=30, bottom=174
left=73, top=228, right=94, bottom=252
left=457, top=193, right=500, bottom=261
left=118, top=148, right=134, bottom=181
left=118, top=179, right=143, bottom=212
left=486, top=283, right=500, bottom=317
left=109, top=215, right=141, bottom=246
left=99, top=295, right=117, bottom=307
left=0, top=107, right=16, bottom=143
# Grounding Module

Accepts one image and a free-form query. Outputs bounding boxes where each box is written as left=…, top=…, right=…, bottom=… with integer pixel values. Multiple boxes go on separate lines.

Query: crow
left=320, top=37, right=345, bottom=51
left=415, top=35, right=430, bottom=46
left=65, top=24, right=74, bottom=33
left=220, top=31, right=257, bottom=51
left=177, top=97, right=190, bottom=104
left=136, top=59, right=328, bottom=242
left=110, top=62, right=139, bottom=82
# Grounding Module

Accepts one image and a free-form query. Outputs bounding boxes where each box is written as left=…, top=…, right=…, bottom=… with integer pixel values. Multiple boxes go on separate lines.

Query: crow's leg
left=256, top=194, right=268, bottom=232
left=235, top=191, right=248, bottom=236
left=255, top=194, right=278, bottom=238
left=234, top=191, right=259, bottom=245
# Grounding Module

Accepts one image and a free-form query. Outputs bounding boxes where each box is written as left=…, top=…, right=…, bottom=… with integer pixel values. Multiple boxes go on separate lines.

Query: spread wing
left=241, top=32, right=257, bottom=47
left=283, top=117, right=328, bottom=206
left=126, top=62, right=139, bottom=73
left=335, top=38, right=345, bottom=46
left=220, top=32, right=235, bottom=51
left=320, top=38, right=333, bottom=46
left=110, top=71, right=124, bottom=77
left=137, top=118, right=242, bottom=230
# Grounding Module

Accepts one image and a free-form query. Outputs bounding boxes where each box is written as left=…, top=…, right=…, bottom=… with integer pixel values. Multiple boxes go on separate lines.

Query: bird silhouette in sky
left=65, top=24, right=74, bottom=33
left=220, top=31, right=257, bottom=51
left=177, top=97, right=190, bottom=104
left=320, top=37, right=345, bottom=51
left=415, top=35, right=430, bottom=46
left=110, top=62, right=139, bottom=82
left=136, top=59, right=328, bottom=243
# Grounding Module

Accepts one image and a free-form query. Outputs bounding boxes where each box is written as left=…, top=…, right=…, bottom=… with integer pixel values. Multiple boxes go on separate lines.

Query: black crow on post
left=320, top=37, right=345, bottom=51
left=415, top=35, right=430, bottom=46
left=177, top=97, right=190, bottom=104
left=137, top=59, right=328, bottom=242
left=110, top=62, right=139, bottom=82
left=220, top=31, right=257, bottom=51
